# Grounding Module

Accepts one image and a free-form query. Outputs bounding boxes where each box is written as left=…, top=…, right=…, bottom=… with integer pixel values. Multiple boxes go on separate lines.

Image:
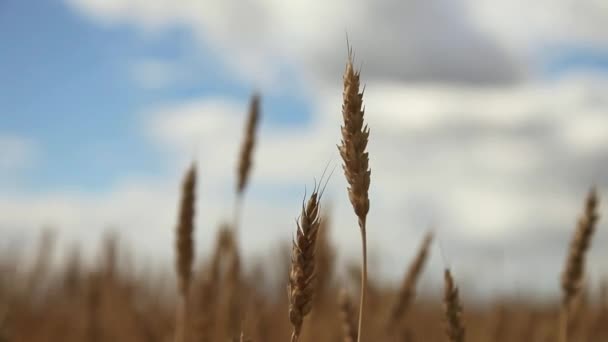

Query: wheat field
left=0, top=51, right=606, bottom=342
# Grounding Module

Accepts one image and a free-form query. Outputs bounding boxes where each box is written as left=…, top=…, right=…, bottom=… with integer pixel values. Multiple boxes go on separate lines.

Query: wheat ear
left=559, top=187, right=599, bottom=342
left=389, top=231, right=433, bottom=328
left=234, top=93, right=261, bottom=232
left=288, top=186, right=323, bottom=342
left=338, top=46, right=371, bottom=342
left=174, top=163, right=196, bottom=342
left=444, top=269, right=465, bottom=342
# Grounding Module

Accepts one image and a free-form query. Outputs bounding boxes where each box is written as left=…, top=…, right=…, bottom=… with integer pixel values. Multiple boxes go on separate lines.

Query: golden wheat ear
left=338, top=45, right=371, bottom=342
left=288, top=183, right=323, bottom=342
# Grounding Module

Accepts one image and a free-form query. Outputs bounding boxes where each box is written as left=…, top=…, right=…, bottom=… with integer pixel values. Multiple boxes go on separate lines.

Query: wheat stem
left=357, top=222, right=367, bottom=342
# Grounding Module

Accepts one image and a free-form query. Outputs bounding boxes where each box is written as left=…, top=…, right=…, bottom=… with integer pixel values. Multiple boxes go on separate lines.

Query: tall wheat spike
left=174, top=163, right=197, bottom=342
left=288, top=186, right=322, bottom=342
left=559, top=187, right=599, bottom=342
left=444, top=269, right=465, bottom=342
left=338, top=46, right=371, bottom=342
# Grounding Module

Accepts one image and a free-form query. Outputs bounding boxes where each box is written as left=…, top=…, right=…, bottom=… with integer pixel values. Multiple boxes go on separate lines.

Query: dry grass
left=0, top=214, right=606, bottom=342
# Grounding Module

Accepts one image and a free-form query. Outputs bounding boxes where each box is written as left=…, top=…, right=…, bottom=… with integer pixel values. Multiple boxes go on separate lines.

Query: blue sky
left=2, top=0, right=608, bottom=294
left=0, top=0, right=310, bottom=191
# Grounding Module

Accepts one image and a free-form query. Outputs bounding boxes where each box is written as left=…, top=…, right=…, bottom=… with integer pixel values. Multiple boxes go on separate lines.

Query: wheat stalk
left=226, top=240, right=242, bottom=339
left=85, top=272, right=102, bottom=342
left=444, top=269, right=465, bottom=342
left=288, top=186, right=323, bottom=342
left=338, top=46, right=371, bottom=342
left=174, top=163, right=197, bottom=342
left=559, top=187, right=599, bottom=342
left=192, top=267, right=218, bottom=342
left=339, top=289, right=358, bottom=342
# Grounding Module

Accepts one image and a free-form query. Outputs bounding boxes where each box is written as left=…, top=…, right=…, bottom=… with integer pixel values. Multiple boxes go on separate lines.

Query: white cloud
left=131, top=59, right=182, bottom=89
left=65, top=0, right=526, bottom=87
left=466, top=0, right=608, bottom=49
left=561, top=112, right=608, bottom=154
left=141, top=73, right=608, bottom=255
left=65, top=0, right=608, bottom=91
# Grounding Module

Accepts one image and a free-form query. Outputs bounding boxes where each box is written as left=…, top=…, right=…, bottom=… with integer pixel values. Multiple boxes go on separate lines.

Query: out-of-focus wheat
left=560, top=188, right=599, bottom=342
left=234, top=93, right=261, bottom=233
left=174, top=163, right=197, bottom=342
left=389, top=232, right=433, bottom=328
left=339, top=289, right=358, bottom=342
left=444, top=269, right=465, bottom=342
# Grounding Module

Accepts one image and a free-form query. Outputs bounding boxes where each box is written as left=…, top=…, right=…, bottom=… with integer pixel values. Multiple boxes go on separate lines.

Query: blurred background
left=1, top=0, right=608, bottom=300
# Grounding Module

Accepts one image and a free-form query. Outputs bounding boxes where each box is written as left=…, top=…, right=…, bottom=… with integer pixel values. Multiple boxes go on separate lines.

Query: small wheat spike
left=174, top=163, right=196, bottom=342
left=559, top=187, right=599, bottom=342
left=338, top=44, right=371, bottom=342
left=288, top=184, right=323, bottom=342
left=233, top=93, right=261, bottom=234
left=444, top=269, right=465, bottom=342
left=176, top=163, right=196, bottom=296
left=562, top=187, right=599, bottom=305
left=237, top=93, right=260, bottom=196
left=389, top=231, right=434, bottom=328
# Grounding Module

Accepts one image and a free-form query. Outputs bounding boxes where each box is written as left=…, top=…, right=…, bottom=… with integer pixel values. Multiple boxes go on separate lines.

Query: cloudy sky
left=1, top=0, right=608, bottom=297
